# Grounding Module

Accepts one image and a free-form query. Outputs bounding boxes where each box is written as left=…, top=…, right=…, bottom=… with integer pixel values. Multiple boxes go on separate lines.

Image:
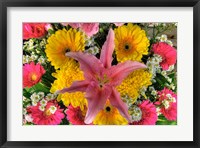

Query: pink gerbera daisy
left=130, top=100, right=158, bottom=125
left=155, top=87, right=177, bottom=121
left=152, top=42, right=177, bottom=70
left=23, top=62, right=45, bottom=88
left=66, top=105, right=89, bottom=125
left=27, top=101, right=65, bottom=125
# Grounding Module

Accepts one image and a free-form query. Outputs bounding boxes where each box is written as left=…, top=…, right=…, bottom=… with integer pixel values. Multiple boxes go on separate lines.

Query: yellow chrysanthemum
left=117, top=69, right=152, bottom=103
left=114, top=23, right=150, bottom=62
left=45, top=28, right=85, bottom=69
left=50, top=61, right=87, bottom=110
left=93, top=101, right=128, bottom=125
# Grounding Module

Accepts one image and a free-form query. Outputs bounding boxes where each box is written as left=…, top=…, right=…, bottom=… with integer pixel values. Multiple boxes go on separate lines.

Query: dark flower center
left=65, top=48, right=70, bottom=53
left=124, top=44, right=130, bottom=50
left=106, top=106, right=111, bottom=112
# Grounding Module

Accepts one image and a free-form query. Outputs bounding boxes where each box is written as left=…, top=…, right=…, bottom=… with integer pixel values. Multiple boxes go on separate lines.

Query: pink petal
left=66, top=52, right=104, bottom=81
left=100, top=29, right=115, bottom=68
left=56, top=80, right=90, bottom=94
left=84, top=82, right=112, bottom=124
left=106, top=61, right=146, bottom=86
left=109, top=87, right=131, bottom=122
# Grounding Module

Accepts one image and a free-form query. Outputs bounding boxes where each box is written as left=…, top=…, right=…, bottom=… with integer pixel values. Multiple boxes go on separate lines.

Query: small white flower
left=162, top=100, right=170, bottom=109
left=160, top=34, right=168, bottom=42
left=161, top=71, right=167, bottom=76
left=23, top=108, right=27, bottom=115
left=38, top=56, right=46, bottom=64
left=46, top=93, right=55, bottom=101
left=168, top=65, right=175, bottom=71
left=38, top=92, right=45, bottom=99
left=151, top=90, right=157, bottom=96
left=168, top=96, right=176, bottom=103
left=40, top=99, right=47, bottom=106
left=166, top=40, right=173, bottom=46
left=49, top=106, right=57, bottom=114
left=25, top=114, right=33, bottom=122
left=156, top=107, right=161, bottom=115
left=166, top=93, right=172, bottom=98
left=39, top=105, right=45, bottom=111
left=32, top=100, right=38, bottom=106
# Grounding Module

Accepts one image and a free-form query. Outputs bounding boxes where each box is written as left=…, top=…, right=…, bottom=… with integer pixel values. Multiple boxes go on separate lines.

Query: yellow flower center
left=31, top=74, right=37, bottom=81
left=105, top=106, right=111, bottom=112
left=44, top=109, right=51, bottom=116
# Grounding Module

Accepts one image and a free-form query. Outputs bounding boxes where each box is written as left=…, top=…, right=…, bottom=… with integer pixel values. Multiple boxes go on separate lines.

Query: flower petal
left=106, top=61, right=146, bottom=86
left=100, top=29, right=115, bottom=68
left=66, top=52, right=104, bottom=81
left=84, top=82, right=112, bottom=124
left=109, top=87, right=131, bottom=122
left=56, top=80, right=89, bottom=94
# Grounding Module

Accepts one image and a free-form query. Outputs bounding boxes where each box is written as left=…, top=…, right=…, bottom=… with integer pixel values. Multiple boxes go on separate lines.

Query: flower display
left=23, top=22, right=177, bottom=125
left=23, top=62, right=45, bottom=88
left=23, top=23, right=47, bottom=40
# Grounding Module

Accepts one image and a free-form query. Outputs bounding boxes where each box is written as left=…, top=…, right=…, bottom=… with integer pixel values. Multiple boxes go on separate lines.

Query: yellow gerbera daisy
left=93, top=101, right=128, bottom=125
left=117, top=69, right=152, bottom=103
left=114, top=23, right=150, bottom=62
left=45, top=28, right=85, bottom=69
left=50, top=61, right=87, bottom=110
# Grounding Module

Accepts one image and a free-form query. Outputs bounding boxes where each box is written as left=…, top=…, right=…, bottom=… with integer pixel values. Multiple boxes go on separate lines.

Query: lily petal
left=56, top=80, right=90, bottom=94
left=66, top=52, right=104, bottom=81
left=100, top=29, right=115, bottom=68
left=109, top=87, right=132, bottom=122
left=106, top=61, right=146, bottom=86
left=84, top=82, right=112, bottom=124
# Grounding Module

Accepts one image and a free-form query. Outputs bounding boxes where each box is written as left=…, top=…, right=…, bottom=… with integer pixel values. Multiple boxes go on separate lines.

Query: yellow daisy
left=93, top=101, right=128, bottom=125
left=114, top=23, right=150, bottom=62
left=117, top=69, right=152, bottom=103
left=50, top=61, right=87, bottom=110
left=45, top=28, right=85, bottom=69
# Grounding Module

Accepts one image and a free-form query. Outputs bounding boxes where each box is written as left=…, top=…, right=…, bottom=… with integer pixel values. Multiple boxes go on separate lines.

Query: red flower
left=23, top=23, right=47, bottom=40
left=131, top=100, right=158, bottom=125
left=155, top=87, right=177, bottom=121
left=152, top=42, right=177, bottom=70
left=23, top=62, right=45, bottom=88
left=66, top=105, right=89, bottom=125
left=28, top=101, right=65, bottom=125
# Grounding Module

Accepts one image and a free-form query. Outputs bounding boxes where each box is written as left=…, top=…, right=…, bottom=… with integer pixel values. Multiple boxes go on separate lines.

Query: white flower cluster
left=23, top=39, right=35, bottom=51
left=148, top=86, right=158, bottom=96
left=49, top=105, right=57, bottom=114
left=37, top=56, right=46, bottom=65
left=158, top=68, right=176, bottom=90
left=86, top=46, right=100, bottom=55
left=30, top=92, right=56, bottom=106
left=23, top=54, right=38, bottom=64
left=129, top=105, right=142, bottom=122
left=122, top=95, right=133, bottom=108
left=139, top=86, right=148, bottom=99
left=161, top=93, right=176, bottom=109
left=146, top=54, right=162, bottom=78
left=156, top=34, right=173, bottom=46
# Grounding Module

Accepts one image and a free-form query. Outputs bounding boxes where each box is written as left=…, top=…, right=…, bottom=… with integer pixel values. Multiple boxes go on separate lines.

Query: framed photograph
left=0, top=0, right=199, bottom=147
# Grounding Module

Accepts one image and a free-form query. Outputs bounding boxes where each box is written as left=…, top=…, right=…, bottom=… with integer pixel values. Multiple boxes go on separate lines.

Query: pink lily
left=57, top=29, right=146, bottom=124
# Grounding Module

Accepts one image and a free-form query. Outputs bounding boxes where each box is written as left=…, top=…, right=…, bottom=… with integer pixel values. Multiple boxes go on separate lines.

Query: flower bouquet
left=23, top=22, right=177, bottom=125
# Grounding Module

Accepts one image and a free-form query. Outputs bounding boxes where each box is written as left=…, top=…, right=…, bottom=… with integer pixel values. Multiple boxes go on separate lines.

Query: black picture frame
left=0, top=0, right=199, bottom=148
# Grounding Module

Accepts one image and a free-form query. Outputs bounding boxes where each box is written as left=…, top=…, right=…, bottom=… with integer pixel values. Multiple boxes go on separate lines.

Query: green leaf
left=156, top=115, right=177, bottom=125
